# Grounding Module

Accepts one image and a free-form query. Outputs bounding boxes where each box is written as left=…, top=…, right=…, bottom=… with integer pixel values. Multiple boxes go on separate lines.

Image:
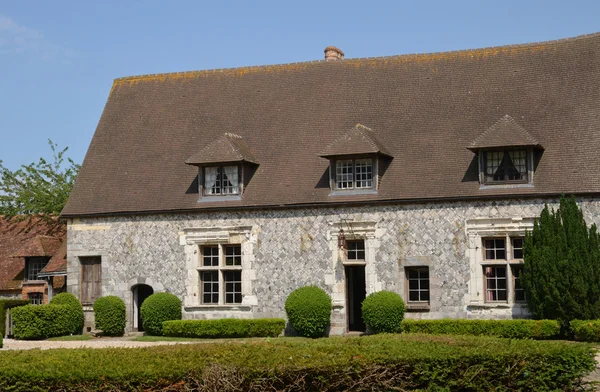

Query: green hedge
left=11, top=304, right=77, bottom=339
left=0, top=299, right=29, bottom=337
left=362, top=290, right=405, bottom=333
left=49, top=293, right=84, bottom=335
left=285, top=286, right=332, bottom=338
left=140, top=292, right=182, bottom=335
left=93, top=296, right=126, bottom=336
left=402, top=319, right=561, bottom=339
left=163, top=318, right=285, bottom=338
left=571, top=320, right=600, bottom=342
left=0, top=334, right=592, bottom=391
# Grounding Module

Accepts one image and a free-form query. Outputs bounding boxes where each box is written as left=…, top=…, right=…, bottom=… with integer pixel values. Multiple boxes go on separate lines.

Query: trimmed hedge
left=140, top=292, right=182, bottom=335
left=361, top=290, right=405, bottom=333
left=0, top=299, right=29, bottom=337
left=402, top=319, right=561, bottom=339
left=93, top=296, right=126, bottom=336
left=285, top=286, right=332, bottom=338
left=0, top=334, right=592, bottom=391
left=12, top=293, right=84, bottom=339
left=163, top=318, right=285, bottom=338
left=571, top=319, right=600, bottom=342
left=49, top=293, right=84, bottom=335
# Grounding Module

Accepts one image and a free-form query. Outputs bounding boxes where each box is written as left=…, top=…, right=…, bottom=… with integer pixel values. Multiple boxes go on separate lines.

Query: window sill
left=479, top=183, right=534, bottom=190
left=342, top=261, right=366, bottom=266
left=406, top=303, right=430, bottom=312
left=198, top=195, right=242, bottom=203
left=329, top=189, right=377, bottom=197
left=22, top=280, right=46, bottom=285
left=184, top=305, right=252, bottom=311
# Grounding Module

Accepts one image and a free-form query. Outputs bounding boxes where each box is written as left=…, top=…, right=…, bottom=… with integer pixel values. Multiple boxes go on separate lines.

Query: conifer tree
left=522, top=196, right=600, bottom=324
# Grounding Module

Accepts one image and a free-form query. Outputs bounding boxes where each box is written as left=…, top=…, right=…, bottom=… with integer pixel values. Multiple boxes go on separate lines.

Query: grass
left=47, top=334, right=93, bottom=341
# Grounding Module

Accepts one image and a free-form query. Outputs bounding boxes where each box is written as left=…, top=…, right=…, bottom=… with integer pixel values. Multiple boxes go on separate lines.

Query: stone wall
left=66, top=197, right=600, bottom=334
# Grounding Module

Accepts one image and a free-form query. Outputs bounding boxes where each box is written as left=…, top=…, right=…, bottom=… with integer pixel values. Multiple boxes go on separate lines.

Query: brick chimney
left=324, top=46, right=344, bottom=61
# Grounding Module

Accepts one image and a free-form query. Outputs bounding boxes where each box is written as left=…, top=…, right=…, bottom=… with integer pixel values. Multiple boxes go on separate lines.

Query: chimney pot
left=324, top=46, right=344, bottom=61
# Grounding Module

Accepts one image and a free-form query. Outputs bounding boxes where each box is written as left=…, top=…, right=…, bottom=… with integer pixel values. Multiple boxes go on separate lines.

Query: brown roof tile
left=319, top=124, right=392, bottom=158
left=62, top=32, right=600, bottom=216
left=468, top=115, right=542, bottom=151
left=39, top=241, right=67, bottom=276
left=12, top=236, right=62, bottom=257
left=185, top=133, right=258, bottom=165
left=0, top=216, right=65, bottom=291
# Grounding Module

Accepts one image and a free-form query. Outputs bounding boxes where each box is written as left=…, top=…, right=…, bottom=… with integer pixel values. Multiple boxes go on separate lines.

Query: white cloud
left=0, top=14, right=77, bottom=62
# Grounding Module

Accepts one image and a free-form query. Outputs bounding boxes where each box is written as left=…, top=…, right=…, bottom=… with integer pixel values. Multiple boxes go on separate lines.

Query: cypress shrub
left=0, top=299, right=29, bottom=337
left=362, top=291, right=405, bottom=333
left=93, top=296, right=126, bottom=336
left=163, top=318, right=285, bottom=338
left=140, top=292, right=181, bottom=336
left=522, top=196, right=600, bottom=326
left=284, top=286, right=332, bottom=338
left=50, top=293, right=84, bottom=335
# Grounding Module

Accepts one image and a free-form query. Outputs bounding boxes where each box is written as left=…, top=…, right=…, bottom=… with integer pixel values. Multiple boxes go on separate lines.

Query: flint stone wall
left=66, top=197, right=600, bottom=334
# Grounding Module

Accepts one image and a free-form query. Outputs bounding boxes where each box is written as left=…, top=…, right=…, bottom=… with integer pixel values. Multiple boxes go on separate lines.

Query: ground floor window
left=406, top=267, right=430, bottom=303
left=199, top=244, right=242, bottom=305
left=28, top=292, right=43, bottom=305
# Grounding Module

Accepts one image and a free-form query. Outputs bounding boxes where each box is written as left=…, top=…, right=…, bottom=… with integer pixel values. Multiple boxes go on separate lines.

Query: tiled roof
left=39, top=241, right=67, bottom=276
left=319, top=124, right=392, bottom=158
left=185, top=133, right=258, bottom=165
left=0, top=216, right=65, bottom=291
left=12, top=235, right=62, bottom=257
left=62, top=32, right=600, bottom=216
left=468, top=115, right=542, bottom=151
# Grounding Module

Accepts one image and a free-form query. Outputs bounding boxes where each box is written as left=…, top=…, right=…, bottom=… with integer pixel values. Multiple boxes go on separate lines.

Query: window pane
left=485, top=151, right=504, bottom=182
left=512, top=238, right=524, bottom=259
left=485, top=266, right=508, bottom=302
left=221, top=166, right=238, bottom=194
left=202, top=246, right=219, bottom=267
left=201, top=271, right=219, bottom=304
left=484, top=238, right=506, bottom=260
left=409, top=279, right=419, bottom=290
left=336, top=160, right=354, bottom=189
left=409, top=291, right=420, bottom=301
left=224, top=271, right=242, bottom=304
left=421, top=291, right=430, bottom=301
left=225, top=245, right=242, bottom=266
left=346, top=240, right=365, bottom=260
left=355, top=159, right=373, bottom=188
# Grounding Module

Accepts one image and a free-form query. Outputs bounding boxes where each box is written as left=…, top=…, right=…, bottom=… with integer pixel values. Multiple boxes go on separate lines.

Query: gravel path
left=1, top=337, right=200, bottom=350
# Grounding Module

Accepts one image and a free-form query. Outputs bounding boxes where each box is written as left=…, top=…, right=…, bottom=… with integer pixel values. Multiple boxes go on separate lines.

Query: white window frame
left=334, top=158, right=375, bottom=190
left=201, top=165, right=240, bottom=196
left=199, top=244, right=243, bottom=305
left=466, top=217, right=534, bottom=307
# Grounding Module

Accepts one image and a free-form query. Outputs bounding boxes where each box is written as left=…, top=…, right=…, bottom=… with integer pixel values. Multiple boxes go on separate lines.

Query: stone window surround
left=327, top=221, right=380, bottom=310
left=180, top=225, right=256, bottom=311
left=466, top=217, right=534, bottom=309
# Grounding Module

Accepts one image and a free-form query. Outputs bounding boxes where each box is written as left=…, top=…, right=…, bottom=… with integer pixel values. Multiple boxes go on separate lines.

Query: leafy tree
left=0, top=140, right=79, bottom=216
left=522, top=196, right=600, bottom=325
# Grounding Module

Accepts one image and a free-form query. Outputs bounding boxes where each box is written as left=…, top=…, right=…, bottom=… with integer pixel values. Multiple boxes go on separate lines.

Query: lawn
left=47, top=334, right=94, bottom=341
left=0, top=334, right=593, bottom=391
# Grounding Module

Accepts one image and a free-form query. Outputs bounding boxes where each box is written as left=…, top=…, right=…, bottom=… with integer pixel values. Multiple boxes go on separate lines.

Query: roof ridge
left=112, top=31, right=600, bottom=85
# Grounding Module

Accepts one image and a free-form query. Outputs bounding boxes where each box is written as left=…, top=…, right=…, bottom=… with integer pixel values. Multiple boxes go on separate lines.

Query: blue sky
left=1, top=1, right=599, bottom=170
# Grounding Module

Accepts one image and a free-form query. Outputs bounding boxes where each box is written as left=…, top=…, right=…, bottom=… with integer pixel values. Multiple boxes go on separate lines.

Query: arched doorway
left=132, top=284, right=153, bottom=331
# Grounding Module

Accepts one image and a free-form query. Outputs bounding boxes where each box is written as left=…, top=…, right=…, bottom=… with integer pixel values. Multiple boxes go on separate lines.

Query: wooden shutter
left=80, top=257, right=101, bottom=304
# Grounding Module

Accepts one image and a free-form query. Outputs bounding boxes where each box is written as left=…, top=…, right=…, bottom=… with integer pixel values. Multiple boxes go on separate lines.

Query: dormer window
left=185, top=133, right=258, bottom=201
left=319, top=124, right=393, bottom=195
left=483, top=149, right=529, bottom=184
left=467, top=115, right=543, bottom=188
left=204, top=166, right=239, bottom=195
left=336, top=158, right=373, bottom=189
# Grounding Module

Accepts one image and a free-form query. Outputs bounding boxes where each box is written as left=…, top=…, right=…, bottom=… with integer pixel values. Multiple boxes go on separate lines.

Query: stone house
left=0, top=216, right=67, bottom=304
left=62, top=33, right=600, bottom=334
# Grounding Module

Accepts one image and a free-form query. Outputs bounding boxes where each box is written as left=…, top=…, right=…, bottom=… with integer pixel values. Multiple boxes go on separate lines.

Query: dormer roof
left=468, top=115, right=543, bottom=152
left=319, top=124, right=392, bottom=158
left=185, top=133, right=258, bottom=166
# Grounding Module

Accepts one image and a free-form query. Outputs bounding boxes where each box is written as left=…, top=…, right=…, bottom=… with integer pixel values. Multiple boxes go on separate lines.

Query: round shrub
left=140, top=292, right=182, bottom=335
left=284, top=286, right=332, bottom=338
left=49, top=292, right=84, bottom=335
left=362, top=291, right=405, bottom=334
left=94, top=296, right=126, bottom=336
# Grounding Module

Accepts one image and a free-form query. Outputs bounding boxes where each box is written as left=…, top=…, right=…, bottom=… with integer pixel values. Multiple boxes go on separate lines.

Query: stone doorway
left=345, top=265, right=366, bottom=332
left=132, top=284, right=153, bottom=332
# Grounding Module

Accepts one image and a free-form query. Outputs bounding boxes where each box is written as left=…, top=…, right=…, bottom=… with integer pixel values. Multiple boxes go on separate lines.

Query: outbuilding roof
left=63, top=32, right=600, bottom=216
